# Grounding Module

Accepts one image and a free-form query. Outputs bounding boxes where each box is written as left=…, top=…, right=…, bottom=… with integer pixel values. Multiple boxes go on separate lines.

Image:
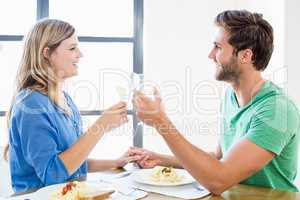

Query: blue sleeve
left=17, top=107, right=70, bottom=185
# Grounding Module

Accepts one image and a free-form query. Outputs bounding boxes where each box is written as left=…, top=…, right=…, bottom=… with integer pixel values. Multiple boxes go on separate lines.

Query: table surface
left=143, top=184, right=300, bottom=200
left=11, top=169, right=300, bottom=200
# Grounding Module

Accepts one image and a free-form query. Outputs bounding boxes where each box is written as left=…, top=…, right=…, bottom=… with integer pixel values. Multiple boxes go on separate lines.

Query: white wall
left=285, top=0, right=300, bottom=108
left=143, top=0, right=286, bottom=154
left=284, top=0, right=300, bottom=187
left=143, top=0, right=238, bottom=154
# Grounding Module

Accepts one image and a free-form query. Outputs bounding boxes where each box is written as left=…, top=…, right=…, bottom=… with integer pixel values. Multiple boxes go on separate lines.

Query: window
left=65, top=43, right=133, bottom=110
left=0, top=0, right=36, bottom=35
left=0, top=0, right=144, bottom=158
left=49, top=0, right=134, bottom=37
left=0, top=42, right=23, bottom=111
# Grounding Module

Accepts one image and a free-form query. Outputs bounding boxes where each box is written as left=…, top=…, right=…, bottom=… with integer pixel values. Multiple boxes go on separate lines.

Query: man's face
left=208, top=27, right=241, bottom=82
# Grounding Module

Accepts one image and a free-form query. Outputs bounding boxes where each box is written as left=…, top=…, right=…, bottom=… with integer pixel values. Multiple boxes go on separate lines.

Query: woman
left=3, top=19, right=140, bottom=194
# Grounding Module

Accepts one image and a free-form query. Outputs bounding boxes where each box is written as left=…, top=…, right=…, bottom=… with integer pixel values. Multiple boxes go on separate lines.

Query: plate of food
left=131, top=166, right=195, bottom=186
left=31, top=181, right=115, bottom=200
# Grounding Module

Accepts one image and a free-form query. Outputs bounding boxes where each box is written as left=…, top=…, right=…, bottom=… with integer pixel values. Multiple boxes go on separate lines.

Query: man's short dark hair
left=215, top=10, right=274, bottom=71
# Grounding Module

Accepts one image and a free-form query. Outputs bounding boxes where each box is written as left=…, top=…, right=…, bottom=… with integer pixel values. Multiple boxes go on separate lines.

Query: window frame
left=0, top=0, right=144, bottom=147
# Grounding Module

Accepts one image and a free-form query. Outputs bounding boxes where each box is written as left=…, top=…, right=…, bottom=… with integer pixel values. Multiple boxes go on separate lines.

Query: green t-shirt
left=220, top=80, right=300, bottom=192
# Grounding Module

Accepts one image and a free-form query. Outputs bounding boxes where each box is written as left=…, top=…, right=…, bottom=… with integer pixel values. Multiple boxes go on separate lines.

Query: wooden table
left=11, top=170, right=300, bottom=200
left=143, top=184, right=300, bottom=200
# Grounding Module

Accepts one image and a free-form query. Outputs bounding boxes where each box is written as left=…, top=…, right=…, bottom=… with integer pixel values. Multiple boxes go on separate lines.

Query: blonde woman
left=4, top=19, right=141, bottom=194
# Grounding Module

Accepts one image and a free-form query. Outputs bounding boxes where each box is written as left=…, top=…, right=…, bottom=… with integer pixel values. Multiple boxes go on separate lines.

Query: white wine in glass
left=115, top=85, right=128, bottom=102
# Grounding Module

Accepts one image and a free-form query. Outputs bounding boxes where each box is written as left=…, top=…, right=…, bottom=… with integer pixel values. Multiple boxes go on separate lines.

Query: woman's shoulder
left=16, top=89, right=48, bottom=103
left=14, top=89, right=54, bottom=112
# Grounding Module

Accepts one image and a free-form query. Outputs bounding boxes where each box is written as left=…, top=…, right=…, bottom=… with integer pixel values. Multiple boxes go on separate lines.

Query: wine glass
left=130, top=73, right=144, bottom=128
left=115, top=85, right=129, bottom=102
left=115, top=72, right=143, bottom=102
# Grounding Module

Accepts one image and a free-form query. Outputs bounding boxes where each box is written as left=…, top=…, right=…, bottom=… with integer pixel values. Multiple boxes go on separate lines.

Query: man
left=131, top=10, right=300, bottom=194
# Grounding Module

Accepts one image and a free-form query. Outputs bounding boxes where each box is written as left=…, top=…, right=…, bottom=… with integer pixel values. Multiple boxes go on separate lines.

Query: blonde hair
left=3, top=19, right=75, bottom=160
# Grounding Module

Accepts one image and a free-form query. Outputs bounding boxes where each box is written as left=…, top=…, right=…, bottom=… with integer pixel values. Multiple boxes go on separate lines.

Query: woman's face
left=49, top=33, right=83, bottom=80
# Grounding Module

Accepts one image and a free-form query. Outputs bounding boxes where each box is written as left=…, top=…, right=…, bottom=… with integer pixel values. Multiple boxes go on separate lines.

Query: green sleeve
left=246, top=98, right=300, bottom=155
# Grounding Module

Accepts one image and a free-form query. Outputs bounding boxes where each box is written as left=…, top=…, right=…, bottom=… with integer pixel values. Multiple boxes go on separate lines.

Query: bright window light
left=49, top=0, right=134, bottom=37
left=0, top=0, right=36, bottom=35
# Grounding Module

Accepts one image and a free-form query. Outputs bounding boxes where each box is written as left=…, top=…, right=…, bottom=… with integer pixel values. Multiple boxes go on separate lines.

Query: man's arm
left=209, top=142, right=222, bottom=160
left=133, top=90, right=274, bottom=195
left=160, top=142, right=222, bottom=166
left=151, top=153, right=183, bottom=168
left=156, top=117, right=274, bottom=195
left=133, top=142, right=222, bottom=169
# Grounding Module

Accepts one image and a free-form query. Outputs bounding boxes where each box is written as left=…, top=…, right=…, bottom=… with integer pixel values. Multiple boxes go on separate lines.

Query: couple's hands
left=113, top=147, right=161, bottom=168
left=114, top=148, right=143, bottom=168
left=126, top=147, right=162, bottom=168
left=132, top=88, right=167, bottom=128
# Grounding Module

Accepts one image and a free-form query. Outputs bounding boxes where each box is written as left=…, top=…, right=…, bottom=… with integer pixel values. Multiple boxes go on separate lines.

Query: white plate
left=11, top=181, right=115, bottom=200
left=131, top=168, right=195, bottom=186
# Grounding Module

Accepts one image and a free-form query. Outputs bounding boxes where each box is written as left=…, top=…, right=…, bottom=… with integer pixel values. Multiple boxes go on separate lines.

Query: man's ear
left=238, top=49, right=253, bottom=64
left=42, top=47, right=50, bottom=59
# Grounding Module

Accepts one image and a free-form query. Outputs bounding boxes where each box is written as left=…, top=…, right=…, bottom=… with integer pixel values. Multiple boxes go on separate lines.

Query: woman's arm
left=58, top=102, right=128, bottom=175
left=87, top=159, right=119, bottom=172
left=87, top=149, right=142, bottom=172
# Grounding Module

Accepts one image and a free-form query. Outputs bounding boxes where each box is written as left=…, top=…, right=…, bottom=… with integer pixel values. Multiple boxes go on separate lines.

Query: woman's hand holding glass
left=94, top=102, right=128, bottom=134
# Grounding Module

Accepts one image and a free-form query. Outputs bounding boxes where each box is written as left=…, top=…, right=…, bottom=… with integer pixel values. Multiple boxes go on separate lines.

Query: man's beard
left=215, top=57, right=241, bottom=83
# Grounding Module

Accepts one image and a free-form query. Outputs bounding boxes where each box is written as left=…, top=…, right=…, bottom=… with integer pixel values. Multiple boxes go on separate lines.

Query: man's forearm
left=155, top=116, right=227, bottom=194
left=156, top=151, right=220, bottom=169
left=157, top=153, right=183, bottom=168
left=208, top=152, right=222, bottom=160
